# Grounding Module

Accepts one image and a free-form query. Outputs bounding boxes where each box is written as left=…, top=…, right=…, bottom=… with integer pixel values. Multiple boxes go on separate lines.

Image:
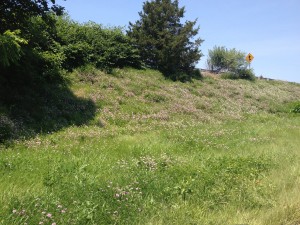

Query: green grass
left=1, top=68, right=300, bottom=224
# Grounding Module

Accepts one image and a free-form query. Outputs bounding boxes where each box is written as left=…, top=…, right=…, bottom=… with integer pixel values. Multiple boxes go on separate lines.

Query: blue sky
left=56, top=0, right=300, bottom=83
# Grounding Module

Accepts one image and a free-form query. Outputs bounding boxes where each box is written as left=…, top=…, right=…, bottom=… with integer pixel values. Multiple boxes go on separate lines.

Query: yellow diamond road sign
left=246, top=53, right=254, bottom=63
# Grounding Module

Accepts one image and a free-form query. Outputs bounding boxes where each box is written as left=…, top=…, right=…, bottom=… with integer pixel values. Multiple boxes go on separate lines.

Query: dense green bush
left=236, top=68, right=256, bottom=81
left=221, top=69, right=255, bottom=81
left=56, top=17, right=141, bottom=72
left=170, top=69, right=203, bottom=82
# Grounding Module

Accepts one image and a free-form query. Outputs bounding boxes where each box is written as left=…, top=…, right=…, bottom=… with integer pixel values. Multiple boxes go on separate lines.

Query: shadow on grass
left=0, top=77, right=96, bottom=143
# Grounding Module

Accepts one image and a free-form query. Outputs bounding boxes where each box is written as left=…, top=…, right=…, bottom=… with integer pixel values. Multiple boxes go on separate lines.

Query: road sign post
left=246, top=53, right=254, bottom=69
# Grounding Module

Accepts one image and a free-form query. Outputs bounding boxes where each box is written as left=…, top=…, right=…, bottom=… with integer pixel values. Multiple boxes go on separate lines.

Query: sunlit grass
left=1, top=68, right=300, bottom=224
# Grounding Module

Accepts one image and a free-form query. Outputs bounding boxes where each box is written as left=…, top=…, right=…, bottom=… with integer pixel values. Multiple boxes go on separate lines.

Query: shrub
left=236, top=68, right=256, bottom=81
left=56, top=17, right=141, bottom=72
left=38, top=50, right=65, bottom=81
left=190, top=69, right=203, bottom=80
left=169, top=69, right=202, bottom=82
left=61, top=42, right=94, bottom=70
left=221, top=69, right=255, bottom=81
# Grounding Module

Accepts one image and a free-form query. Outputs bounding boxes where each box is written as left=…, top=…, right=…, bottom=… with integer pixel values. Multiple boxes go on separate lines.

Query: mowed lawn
left=1, top=69, right=300, bottom=224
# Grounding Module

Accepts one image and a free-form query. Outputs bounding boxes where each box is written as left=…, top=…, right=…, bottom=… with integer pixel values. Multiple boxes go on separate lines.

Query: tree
left=207, top=46, right=255, bottom=81
left=128, top=0, right=203, bottom=81
left=0, top=1, right=65, bottom=90
left=206, top=46, right=246, bottom=73
left=0, top=30, right=28, bottom=67
left=0, top=0, right=64, bottom=33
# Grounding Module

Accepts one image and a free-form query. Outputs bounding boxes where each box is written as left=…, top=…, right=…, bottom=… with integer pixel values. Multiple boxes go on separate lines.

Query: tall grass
left=1, top=68, right=300, bottom=224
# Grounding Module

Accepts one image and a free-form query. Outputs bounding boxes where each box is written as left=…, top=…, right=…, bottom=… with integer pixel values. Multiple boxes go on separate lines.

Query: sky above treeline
left=56, top=0, right=300, bottom=83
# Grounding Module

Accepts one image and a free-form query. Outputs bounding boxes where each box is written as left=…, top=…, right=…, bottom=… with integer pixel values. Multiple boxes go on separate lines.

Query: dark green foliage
left=221, top=69, right=256, bottom=81
left=0, top=0, right=64, bottom=33
left=128, top=0, right=203, bottom=81
left=0, top=9, right=65, bottom=84
left=236, top=68, right=256, bottom=81
left=56, top=17, right=141, bottom=72
left=0, top=30, right=28, bottom=67
left=99, top=28, right=141, bottom=72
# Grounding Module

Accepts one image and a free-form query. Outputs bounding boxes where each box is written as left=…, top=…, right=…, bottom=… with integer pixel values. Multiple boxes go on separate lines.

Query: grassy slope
left=1, top=68, right=300, bottom=224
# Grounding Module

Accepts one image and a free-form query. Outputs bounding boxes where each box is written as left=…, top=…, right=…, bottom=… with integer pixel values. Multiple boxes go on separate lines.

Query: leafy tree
left=0, top=30, right=28, bottom=67
left=0, top=0, right=65, bottom=82
left=128, top=0, right=203, bottom=81
left=207, top=46, right=255, bottom=81
left=0, top=0, right=64, bottom=33
left=0, top=15, right=65, bottom=84
left=207, top=46, right=246, bottom=73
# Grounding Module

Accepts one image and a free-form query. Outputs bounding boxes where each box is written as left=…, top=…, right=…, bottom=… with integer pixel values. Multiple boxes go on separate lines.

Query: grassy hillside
left=1, top=68, right=300, bottom=224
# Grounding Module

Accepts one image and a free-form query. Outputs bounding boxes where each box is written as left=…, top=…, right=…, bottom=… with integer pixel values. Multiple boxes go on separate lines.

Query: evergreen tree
left=128, top=0, right=203, bottom=81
